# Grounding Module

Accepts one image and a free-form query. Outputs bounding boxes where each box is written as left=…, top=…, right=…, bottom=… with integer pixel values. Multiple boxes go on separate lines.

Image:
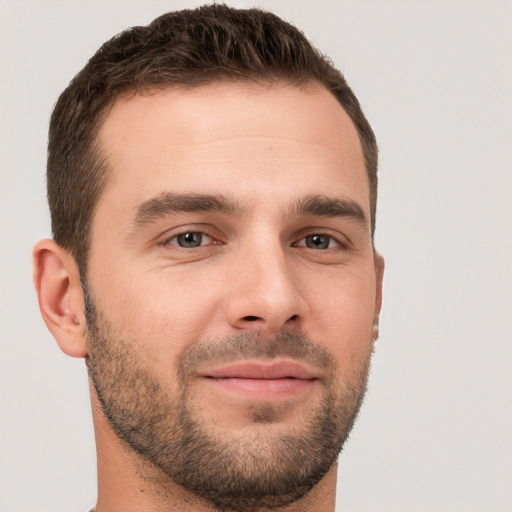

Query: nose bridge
left=225, top=236, right=307, bottom=333
left=252, top=242, right=295, bottom=305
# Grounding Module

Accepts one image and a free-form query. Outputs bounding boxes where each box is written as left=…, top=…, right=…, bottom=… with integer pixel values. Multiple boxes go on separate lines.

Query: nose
left=224, top=242, right=309, bottom=334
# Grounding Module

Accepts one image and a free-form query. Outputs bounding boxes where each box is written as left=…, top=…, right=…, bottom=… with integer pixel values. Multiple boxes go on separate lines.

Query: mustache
left=177, top=330, right=337, bottom=380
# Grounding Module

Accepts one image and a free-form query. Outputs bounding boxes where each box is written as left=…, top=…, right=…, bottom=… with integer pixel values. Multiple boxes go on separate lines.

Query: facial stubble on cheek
left=83, top=285, right=372, bottom=511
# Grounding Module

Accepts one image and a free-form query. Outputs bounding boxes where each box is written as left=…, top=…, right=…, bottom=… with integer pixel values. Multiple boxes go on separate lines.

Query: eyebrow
left=130, top=191, right=367, bottom=230
left=132, top=192, right=245, bottom=227
left=290, top=194, right=368, bottom=226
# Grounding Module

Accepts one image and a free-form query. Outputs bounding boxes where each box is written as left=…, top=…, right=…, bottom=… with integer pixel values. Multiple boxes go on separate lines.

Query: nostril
left=288, top=315, right=298, bottom=322
left=243, top=316, right=261, bottom=322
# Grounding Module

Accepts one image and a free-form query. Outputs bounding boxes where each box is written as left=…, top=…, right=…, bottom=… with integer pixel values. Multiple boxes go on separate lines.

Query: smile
left=199, top=360, right=319, bottom=400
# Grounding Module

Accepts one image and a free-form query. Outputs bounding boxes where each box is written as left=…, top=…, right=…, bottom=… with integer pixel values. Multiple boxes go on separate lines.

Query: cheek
left=305, top=266, right=377, bottom=363
left=89, top=263, right=226, bottom=361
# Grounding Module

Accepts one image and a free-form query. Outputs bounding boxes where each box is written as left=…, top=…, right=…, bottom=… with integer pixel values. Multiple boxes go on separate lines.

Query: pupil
left=307, top=234, right=329, bottom=249
left=179, top=232, right=201, bottom=247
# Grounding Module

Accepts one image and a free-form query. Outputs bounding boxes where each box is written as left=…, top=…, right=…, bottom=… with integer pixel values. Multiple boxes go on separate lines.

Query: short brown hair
left=47, top=4, right=378, bottom=275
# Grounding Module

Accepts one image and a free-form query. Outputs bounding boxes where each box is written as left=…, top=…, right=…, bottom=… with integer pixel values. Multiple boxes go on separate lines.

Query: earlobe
left=33, top=239, right=87, bottom=358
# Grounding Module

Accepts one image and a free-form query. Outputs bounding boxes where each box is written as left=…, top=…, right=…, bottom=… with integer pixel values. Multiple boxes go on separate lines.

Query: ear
left=33, top=239, right=87, bottom=358
left=372, top=251, right=385, bottom=341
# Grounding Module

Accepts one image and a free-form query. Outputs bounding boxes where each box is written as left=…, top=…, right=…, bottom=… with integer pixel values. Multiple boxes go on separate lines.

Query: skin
left=34, top=82, right=384, bottom=512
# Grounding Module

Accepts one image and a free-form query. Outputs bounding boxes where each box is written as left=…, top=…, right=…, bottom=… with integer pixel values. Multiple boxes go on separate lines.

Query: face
left=85, top=82, right=383, bottom=510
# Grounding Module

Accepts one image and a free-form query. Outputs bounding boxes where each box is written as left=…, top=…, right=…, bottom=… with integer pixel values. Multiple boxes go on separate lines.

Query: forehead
left=94, top=82, right=368, bottom=221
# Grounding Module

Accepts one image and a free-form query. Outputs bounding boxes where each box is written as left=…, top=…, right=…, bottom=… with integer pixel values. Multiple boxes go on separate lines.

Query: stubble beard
left=84, top=288, right=372, bottom=511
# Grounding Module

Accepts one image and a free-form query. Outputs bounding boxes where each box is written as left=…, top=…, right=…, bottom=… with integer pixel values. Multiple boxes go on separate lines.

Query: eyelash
left=294, top=233, right=345, bottom=250
left=160, top=229, right=347, bottom=251
left=163, top=231, right=216, bottom=248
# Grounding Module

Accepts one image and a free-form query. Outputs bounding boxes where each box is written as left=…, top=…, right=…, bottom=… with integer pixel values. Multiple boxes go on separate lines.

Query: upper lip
left=200, top=360, right=318, bottom=380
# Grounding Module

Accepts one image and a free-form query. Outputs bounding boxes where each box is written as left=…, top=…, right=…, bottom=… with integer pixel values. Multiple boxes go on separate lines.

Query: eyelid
left=167, top=232, right=214, bottom=247
left=293, top=229, right=351, bottom=249
left=158, top=224, right=222, bottom=247
left=294, top=235, right=337, bottom=249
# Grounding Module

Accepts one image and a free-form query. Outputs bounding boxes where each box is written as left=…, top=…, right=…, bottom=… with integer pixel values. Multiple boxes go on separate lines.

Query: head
left=35, top=5, right=383, bottom=511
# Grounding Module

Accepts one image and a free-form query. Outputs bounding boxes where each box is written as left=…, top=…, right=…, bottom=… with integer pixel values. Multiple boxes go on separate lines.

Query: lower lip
left=205, top=377, right=316, bottom=400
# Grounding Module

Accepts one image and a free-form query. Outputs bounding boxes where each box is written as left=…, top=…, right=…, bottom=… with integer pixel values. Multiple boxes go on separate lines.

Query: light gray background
left=0, top=1, right=511, bottom=511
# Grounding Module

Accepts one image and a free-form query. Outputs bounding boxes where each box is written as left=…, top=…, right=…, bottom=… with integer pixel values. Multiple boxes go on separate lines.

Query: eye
left=296, top=234, right=339, bottom=250
left=167, top=232, right=213, bottom=248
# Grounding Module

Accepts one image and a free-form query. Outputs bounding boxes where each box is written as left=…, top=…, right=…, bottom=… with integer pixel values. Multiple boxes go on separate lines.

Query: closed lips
left=200, top=360, right=318, bottom=380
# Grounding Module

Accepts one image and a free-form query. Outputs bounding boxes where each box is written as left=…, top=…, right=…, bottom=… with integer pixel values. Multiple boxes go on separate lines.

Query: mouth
left=198, top=359, right=319, bottom=400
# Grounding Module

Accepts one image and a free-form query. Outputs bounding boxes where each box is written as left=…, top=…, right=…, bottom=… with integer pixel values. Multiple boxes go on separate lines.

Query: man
left=33, top=4, right=383, bottom=512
